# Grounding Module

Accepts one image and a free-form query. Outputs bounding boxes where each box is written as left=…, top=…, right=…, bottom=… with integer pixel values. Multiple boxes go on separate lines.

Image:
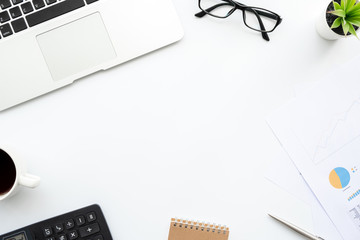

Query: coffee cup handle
left=19, top=174, right=41, bottom=188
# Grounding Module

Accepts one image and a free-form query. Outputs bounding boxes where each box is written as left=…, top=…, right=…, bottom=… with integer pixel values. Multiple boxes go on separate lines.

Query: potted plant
left=316, top=0, right=360, bottom=40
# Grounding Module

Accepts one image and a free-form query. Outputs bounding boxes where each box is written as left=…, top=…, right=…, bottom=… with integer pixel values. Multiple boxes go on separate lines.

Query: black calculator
left=0, top=204, right=113, bottom=240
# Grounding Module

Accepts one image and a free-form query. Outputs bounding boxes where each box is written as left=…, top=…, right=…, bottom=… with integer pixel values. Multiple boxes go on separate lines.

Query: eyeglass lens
left=243, top=8, right=278, bottom=32
left=200, top=0, right=235, bottom=18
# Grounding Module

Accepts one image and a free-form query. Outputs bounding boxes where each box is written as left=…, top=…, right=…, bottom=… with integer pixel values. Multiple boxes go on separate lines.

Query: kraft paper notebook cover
left=168, top=218, right=229, bottom=240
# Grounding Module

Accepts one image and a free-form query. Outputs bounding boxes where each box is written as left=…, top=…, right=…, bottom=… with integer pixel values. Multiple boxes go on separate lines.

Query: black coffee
left=0, top=149, right=16, bottom=195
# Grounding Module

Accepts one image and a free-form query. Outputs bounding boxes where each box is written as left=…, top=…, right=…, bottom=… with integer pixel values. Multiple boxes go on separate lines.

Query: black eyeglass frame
left=196, top=0, right=282, bottom=34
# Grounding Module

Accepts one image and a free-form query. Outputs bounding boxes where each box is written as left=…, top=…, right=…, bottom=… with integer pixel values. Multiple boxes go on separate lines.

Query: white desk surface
left=1, top=0, right=359, bottom=239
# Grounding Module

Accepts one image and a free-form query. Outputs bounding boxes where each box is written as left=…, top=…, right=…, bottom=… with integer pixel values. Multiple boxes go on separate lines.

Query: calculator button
left=75, top=216, right=86, bottom=226
left=65, top=219, right=75, bottom=229
left=79, top=223, right=100, bottom=238
left=58, top=234, right=67, bottom=240
left=86, top=212, right=96, bottom=222
left=68, top=230, right=78, bottom=240
left=54, top=223, right=64, bottom=233
left=93, top=235, right=103, bottom=240
left=43, top=227, right=53, bottom=237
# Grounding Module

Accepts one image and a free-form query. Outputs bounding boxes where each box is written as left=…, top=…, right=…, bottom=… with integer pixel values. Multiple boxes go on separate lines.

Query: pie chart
left=329, top=167, right=350, bottom=189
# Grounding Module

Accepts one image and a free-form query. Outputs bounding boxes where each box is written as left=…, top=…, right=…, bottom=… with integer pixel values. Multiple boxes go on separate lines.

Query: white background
left=1, top=0, right=360, bottom=239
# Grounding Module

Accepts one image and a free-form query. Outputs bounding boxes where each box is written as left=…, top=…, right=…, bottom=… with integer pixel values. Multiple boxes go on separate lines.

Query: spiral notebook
left=168, top=218, right=229, bottom=240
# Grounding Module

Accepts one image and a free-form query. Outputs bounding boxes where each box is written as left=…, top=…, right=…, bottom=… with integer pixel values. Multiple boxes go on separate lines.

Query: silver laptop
left=0, top=0, right=183, bottom=111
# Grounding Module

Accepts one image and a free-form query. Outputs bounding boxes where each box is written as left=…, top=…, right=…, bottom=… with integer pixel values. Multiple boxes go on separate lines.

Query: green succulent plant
left=329, top=0, right=360, bottom=37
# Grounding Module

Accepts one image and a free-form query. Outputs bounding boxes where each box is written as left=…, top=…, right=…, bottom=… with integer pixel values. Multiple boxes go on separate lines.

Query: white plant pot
left=316, top=7, right=344, bottom=40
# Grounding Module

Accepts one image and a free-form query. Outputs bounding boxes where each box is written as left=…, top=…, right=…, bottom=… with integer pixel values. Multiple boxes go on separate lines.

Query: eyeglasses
left=195, top=0, right=282, bottom=41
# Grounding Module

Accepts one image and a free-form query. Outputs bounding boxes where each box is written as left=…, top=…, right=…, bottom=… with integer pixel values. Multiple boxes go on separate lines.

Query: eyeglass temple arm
left=232, top=1, right=271, bottom=41
left=251, top=10, right=270, bottom=41
left=252, top=9, right=277, bottom=20
left=195, top=3, right=232, bottom=17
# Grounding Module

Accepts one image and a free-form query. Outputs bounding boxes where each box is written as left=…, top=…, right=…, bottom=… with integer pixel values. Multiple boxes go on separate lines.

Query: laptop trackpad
left=37, top=13, right=116, bottom=81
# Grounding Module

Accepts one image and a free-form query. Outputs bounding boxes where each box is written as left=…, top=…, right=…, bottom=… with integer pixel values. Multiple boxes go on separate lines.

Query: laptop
left=0, top=0, right=183, bottom=111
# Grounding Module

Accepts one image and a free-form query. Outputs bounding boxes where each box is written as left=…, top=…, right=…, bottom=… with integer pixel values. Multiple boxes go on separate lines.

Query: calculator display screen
left=4, top=232, right=27, bottom=240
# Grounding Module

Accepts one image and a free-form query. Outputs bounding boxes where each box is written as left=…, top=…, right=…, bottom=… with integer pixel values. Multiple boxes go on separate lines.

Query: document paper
left=267, top=59, right=360, bottom=240
left=265, top=81, right=342, bottom=240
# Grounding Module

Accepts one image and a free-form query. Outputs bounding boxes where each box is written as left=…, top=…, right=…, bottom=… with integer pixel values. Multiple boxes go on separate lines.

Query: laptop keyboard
left=0, top=0, right=98, bottom=39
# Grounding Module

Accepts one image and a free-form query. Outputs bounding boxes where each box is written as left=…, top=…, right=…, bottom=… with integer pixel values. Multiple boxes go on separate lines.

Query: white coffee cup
left=0, top=147, right=40, bottom=201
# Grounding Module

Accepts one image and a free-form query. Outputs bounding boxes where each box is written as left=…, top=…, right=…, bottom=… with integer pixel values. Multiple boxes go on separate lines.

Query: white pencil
left=268, top=213, right=325, bottom=240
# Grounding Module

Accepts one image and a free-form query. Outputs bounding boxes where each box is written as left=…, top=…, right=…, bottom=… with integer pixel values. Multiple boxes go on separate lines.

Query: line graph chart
left=310, top=98, right=360, bottom=164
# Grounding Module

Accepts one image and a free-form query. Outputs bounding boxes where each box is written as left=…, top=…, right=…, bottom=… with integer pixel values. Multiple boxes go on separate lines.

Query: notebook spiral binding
left=171, top=218, right=229, bottom=235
